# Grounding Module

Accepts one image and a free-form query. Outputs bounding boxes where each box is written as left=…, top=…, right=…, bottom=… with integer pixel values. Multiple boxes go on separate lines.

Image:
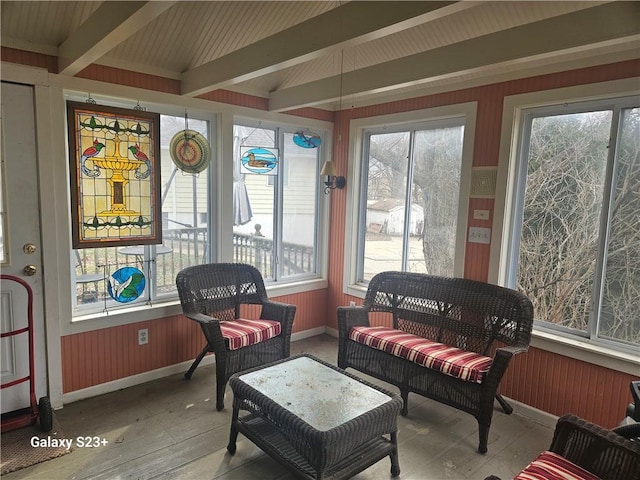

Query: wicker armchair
left=486, top=414, right=640, bottom=480
left=176, top=263, right=296, bottom=411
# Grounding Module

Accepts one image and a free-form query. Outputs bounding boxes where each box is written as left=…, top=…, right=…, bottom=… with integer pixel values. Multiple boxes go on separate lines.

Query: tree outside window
left=512, top=99, right=639, bottom=347
left=358, top=120, right=465, bottom=281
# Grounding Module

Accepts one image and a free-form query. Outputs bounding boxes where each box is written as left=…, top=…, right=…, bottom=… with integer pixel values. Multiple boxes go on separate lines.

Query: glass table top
left=238, top=356, right=392, bottom=431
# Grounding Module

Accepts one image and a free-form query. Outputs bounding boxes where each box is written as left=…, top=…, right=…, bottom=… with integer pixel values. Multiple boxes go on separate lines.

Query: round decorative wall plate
left=169, top=130, right=211, bottom=174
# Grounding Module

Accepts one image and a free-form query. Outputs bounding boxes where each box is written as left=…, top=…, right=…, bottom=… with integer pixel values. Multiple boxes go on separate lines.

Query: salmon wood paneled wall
left=2, top=47, right=58, bottom=72
left=501, top=347, right=639, bottom=429
left=61, top=289, right=327, bottom=393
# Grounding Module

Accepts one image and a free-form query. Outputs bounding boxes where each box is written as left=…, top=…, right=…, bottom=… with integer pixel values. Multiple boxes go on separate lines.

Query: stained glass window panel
left=67, top=102, right=161, bottom=248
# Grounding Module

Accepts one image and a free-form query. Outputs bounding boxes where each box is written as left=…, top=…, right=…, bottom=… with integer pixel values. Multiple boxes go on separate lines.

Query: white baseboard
left=62, top=328, right=330, bottom=407
left=504, top=396, right=558, bottom=428
left=324, top=326, right=338, bottom=338
left=291, top=326, right=327, bottom=341
left=62, top=354, right=218, bottom=406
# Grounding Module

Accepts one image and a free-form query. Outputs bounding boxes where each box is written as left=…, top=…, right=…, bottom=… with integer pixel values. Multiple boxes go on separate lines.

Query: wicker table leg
left=227, top=405, right=240, bottom=454
left=390, top=431, right=400, bottom=477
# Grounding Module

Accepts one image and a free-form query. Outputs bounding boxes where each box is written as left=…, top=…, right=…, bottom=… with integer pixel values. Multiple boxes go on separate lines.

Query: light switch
left=468, top=227, right=491, bottom=244
left=473, top=209, right=490, bottom=220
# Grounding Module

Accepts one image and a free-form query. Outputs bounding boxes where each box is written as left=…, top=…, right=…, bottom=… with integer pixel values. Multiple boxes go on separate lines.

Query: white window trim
left=232, top=118, right=330, bottom=284
left=343, top=102, right=477, bottom=298
left=493, top=77, right=640, bottom=373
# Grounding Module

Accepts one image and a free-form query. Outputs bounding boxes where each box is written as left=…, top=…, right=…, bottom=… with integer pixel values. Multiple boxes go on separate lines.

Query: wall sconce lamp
left=320, top=160, right=345, bottom=194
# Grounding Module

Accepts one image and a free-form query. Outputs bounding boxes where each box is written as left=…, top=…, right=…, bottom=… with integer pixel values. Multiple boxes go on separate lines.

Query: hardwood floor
left=4, top=335, right=555, bottom=479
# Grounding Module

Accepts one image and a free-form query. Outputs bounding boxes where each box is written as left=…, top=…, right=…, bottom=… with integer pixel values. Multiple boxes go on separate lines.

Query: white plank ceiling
left=1, top=1, right=638, bottom=111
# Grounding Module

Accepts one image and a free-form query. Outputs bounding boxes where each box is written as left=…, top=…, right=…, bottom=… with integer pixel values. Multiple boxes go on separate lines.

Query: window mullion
left=590, top=105, right=622, bottom=340
left=144, top=244, right=153, bottom=303
left=273, top=128, right=283, bottom=281
left=508, top=112, right=534, bottom=290
left=402, top=132, right=416, bottom=271
left=356, top=133, right=372, bottom=280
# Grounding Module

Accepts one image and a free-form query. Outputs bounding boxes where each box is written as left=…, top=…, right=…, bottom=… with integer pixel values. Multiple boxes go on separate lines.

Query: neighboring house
left=367, top=199, right=423, bottom=236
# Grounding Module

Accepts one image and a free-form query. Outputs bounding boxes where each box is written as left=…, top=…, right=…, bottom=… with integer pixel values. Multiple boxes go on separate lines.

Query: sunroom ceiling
left=1, top=1, right=639, bottom=112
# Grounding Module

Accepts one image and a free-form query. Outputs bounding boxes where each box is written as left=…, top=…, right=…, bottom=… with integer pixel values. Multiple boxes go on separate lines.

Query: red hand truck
left=1, top=274, right=52, bottom=432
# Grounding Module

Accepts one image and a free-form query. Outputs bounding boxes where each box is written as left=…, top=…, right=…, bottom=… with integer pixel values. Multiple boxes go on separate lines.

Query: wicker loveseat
left=337, top=272, right=533, bottom=453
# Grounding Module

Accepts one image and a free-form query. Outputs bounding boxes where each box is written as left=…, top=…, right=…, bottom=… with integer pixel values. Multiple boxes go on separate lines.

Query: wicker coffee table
left=227, top=354, right=402, bottom=479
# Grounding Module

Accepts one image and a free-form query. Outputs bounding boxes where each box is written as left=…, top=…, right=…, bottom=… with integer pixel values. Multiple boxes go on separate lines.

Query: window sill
left=531, top=329, right=639, bottom=376
left=64, top=277, right=328, bottom=336
left=345, top=283, right=368, bottom=300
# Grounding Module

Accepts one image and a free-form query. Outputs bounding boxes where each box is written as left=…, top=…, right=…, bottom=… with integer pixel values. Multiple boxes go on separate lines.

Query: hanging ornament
left=293, top=130, right=322, bottom=148
left=169, top=112, right=211, bottom=174
left=241, top=147, right=278, bottom=175
left=107, top=266, right=146, bottom=303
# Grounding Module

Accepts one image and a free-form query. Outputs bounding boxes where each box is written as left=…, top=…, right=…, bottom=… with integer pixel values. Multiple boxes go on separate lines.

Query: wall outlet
left=468, top=227, right=491, bottom=244
left=138, top=328, right=148, bottom=345
left=349, top=301, right=356, bottom=307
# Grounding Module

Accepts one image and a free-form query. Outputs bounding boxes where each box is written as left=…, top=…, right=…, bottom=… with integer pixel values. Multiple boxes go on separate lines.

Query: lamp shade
left=320, top=160, right=337, bottom=177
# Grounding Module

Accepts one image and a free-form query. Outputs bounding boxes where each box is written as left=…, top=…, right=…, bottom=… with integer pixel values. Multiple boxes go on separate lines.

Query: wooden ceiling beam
left=268, top=2, right=640, bottom=111
left=58, top=1, right=176, bottom=76
left=180, top=1, right=475, bottom=97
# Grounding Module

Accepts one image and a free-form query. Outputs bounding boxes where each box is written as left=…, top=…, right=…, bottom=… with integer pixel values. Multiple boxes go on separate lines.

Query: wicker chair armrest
left=337, top=306, right=370, bottom=339
left=486, top=345, right=529, bottom=375
left=550, top=414, right=640, bottom=480
left=185, top=312, right=227, bottom=352
left=261, top=300, right=296, bottom=325
left=185, top=312, right=221, bottom=325
left=494, top=344, right=529, bottom=358
left=261, top=300, right=296, bottom=352
left=612, top=422, right=640, bottom=441
left=478, top=347, right=520, bottom=397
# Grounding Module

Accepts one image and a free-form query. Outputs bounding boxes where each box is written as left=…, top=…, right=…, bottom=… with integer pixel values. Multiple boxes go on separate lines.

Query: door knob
left=23, top=265, right=37, bottom=276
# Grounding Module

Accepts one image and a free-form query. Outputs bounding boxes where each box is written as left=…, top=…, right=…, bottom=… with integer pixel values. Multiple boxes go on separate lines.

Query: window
left=232, top=121, right=323, bottom=282
left=73, top=112, right=212, bottom=313
left=508, top=96, right=639, bottom=349
left=355, top=116, right=469, bottom=283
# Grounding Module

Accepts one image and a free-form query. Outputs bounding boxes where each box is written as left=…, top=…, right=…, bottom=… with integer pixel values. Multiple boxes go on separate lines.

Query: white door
left=1, top=81, right=48, bottom=414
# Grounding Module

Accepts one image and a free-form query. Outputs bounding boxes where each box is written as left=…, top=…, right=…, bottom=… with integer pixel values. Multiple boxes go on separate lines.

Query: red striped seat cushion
left=220, top=318, right=281, bottom=351
left=349, top=326, right=492, bottom=383
left=515, top=451, right=600, bottom=480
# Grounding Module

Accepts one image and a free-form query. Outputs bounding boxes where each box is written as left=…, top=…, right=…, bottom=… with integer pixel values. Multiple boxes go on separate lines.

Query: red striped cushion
left=220, top=318, right=281, bottom=351
left=515, top=451, right=600, bottom=480
left=349, top=326, right=492, bottom=383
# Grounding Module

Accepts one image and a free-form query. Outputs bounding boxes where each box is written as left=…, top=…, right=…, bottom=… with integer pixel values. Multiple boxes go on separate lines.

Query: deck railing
left=232, top=232, right=314, bottom=278
left=75, top=226, right=314, bottom=304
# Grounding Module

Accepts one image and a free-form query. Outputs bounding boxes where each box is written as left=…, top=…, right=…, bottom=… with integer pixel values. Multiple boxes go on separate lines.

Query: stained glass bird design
left=247, top=152, right=276, bottom=168
left=109, top=274, right=132, bottom=299
left=293, top=131, right=321, bottom=148
left=129, top=144, right=151, bottom=179
left=81, top=139, right=105, bottom=177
